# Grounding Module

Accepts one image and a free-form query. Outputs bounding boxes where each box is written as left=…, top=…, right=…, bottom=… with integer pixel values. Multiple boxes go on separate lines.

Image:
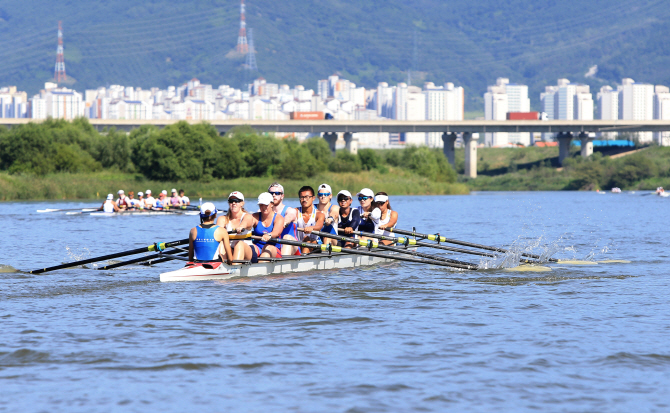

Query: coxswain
left=169, top=189, right=182, bottom=207
left=216, top=191, right=253, bottom=263
left=144, top=190, right=155, bottom=209
left=369, top=192, right=398, bottom=245
left=315, top=183, right=339, bottom=246
left=179, top=189, right=190, bottom=206
left=336, top=190, right=360, bottom=248
left=99, top=194, right=119, bottom=213
left=356, top=188, right=375, bottom=241
left=136, top=192, right=145, bottom=210
left=188, top=202, right=233, bottom=265
left=234, top=192, right=285, bottom=263
left=295, top=186, right=325, bottom=254
left=268, top=182, right=299, bottom=256
left=116, top=190, right=131, bottom=210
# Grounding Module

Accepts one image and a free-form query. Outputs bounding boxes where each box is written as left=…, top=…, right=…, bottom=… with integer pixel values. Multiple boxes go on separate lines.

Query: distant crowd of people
left=99, top=189, right=191, bottom=212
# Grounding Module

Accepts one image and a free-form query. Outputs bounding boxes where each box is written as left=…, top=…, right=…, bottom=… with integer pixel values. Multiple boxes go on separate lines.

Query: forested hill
left=1, top=0, right=669, bottom=110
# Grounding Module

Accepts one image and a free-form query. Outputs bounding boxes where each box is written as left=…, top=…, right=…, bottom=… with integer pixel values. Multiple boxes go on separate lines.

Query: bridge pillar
left=441, top=132, right=457, bottom=167
left=344, top=132, right=358, bottom=155
left=579, top=132, right=594, bottom=158
left=463, top=132, right=478, bottom=178
left=323, top=132, right=338, bottom=155
left=557, top=132, right=574, bottom=166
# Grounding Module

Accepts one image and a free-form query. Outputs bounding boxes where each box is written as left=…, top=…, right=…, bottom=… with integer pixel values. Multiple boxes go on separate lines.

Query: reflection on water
left=1, top=192, right=669, bottom=411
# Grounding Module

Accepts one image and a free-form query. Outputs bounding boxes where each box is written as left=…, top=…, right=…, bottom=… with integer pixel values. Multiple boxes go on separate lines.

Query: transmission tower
left=246, top=28, right=258, bottom=72
left=54, top=21, right=67, bottom=83
left=236, top=0, right=248, bottom=53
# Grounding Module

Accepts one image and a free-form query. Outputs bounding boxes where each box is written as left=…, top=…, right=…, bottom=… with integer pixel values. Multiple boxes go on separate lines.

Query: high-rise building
left=618, top=78, right=654, bottom=143
left=424, top=82, right=464, bottom=147
left=484, top=78, right=510, bottom=146
left=654, top=85, right=670, bottom=146
left=597, top=85, right=619, bottom=139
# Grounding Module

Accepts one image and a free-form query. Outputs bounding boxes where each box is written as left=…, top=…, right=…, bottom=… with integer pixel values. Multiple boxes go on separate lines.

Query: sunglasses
left=317, top=192, right=331, bottom=197
left=358, top=196, right=371, bottom=201
left=269, top=191, right=283, bottom=196
left=228, top=199, right=242, bottom=204
left=338, top=197, right=351, bottom=202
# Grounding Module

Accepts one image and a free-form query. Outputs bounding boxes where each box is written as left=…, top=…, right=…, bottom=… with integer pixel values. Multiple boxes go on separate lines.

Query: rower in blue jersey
left=188, top=202, right=233, bottom=264
left=356, top=187, right=376, bottom=243
left=336, top=190, right=361, bottom=248
left=236, top=192, right=285, bottom=263
left=315, top=183, right=339, bottom=246
left=268, top=182, right=300, bottom=256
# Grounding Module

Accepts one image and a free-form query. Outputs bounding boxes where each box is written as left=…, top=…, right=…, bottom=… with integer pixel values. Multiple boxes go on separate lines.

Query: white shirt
left=145, top=196, right=155, bottom=207
left=180, top=196, right=190, bottom=205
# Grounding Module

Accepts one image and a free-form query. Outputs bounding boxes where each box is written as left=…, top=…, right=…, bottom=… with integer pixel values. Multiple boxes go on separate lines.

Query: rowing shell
left=88, top=210, right=190, bottom=217
left=160, top=248, right=418, bottom=282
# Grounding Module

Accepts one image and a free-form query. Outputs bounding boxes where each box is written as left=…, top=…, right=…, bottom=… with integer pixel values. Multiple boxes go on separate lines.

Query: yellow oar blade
left=504, top=265, right=552, bottom=272
left=597, top=260, right=632, bottom=264
left=556, top=260, right=598, bottom=265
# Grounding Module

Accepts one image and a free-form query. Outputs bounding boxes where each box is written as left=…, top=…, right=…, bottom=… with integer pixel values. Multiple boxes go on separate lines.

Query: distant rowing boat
left=88, top=209, right=200, bottom=217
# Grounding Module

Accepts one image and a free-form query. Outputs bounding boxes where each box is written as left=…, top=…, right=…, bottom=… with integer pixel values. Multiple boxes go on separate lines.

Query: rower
left=268, top=182, right=299, bottom=256
left=155, top=190, right=169, bottom=209
left=369, top=192, right=398, bottom=245
left=188, top=202, right=233, bottom=265
left=169, top=189, right=182, bottom=207
left=144, top=190, right=155, bottom=209
left=179, top=189, right=190, bottom=206
left=295, top=186, right=325, bottom=254
left=356, top=188, right=375, bottom=239
left=136, top=192, right=145, bottom=210
left=99, top=194, right=120, bottom=212
left=126, top=191, right=138, bottom=209
left=234, top=192, right=285, bottom=263
left=336, top=190, right=360, bottom=248
left=116, top=190, right=130, bottom=210
left=315, top=183, right=339, bottom=246
left=215, top=191, right=253, bottom=262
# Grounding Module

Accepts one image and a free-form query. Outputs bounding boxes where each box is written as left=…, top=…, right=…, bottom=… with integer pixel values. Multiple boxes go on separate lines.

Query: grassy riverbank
left=0, top=168, right=469, bottom=201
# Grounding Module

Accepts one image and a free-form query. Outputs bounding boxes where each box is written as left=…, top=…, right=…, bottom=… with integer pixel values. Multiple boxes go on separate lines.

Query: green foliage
left=329, top=151, right=362, bottom=173
left=304, top=138, right=332, bottom=163
left=227, top=126, right=284, bottom=177
left=607, top=155, right=658, bottom=188
left=274, top=139, right=319, bottom=179
left=401, top=146, right=457, bottom=183
left=358, top=148, right=381, bottom=171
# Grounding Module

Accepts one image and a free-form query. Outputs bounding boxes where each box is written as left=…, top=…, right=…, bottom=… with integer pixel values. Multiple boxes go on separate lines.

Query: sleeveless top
left=279, top=205, right=297, bottom=239
left=253, top=213, right=277, bottom=251
left=296, top=207, right=321, bottom=243
left=225, top=212, right=252, bottom=247
left=103, top=200, right=115, bottom=213
left=170, top=196, right=181, bottom=206
left=193, top=224, right=220, bottom=261
left=357, top=206, right=375, bottom=233
left=117, top=196, right=130, bottom=208
left=319, top=204, right=338, bottom=235
left=373, top=209, right=395, bottom=236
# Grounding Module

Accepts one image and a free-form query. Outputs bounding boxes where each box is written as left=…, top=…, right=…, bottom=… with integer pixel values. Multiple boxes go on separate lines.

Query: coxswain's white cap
left=138, top=192, right=144, bottom=197
left=374, top=194, right=389, bottom=203
left=161, top=190, right=168, bottom=195
left=228, top=191, right=245, bottom=201
left=118, top=189, right=124, bottom=195
left=257, top=192, right=273, bottom=205
left=199, top=202, right=217, bottom=217
left=318, top=184, right=332, bottom=194
left=171, top=188, right=177, bottom=193
left=146, top=189, right=152, bottom=194
left=107, top=194, right=114, bottom=200
left=357, top=188, right=374, bottom=197
left=337, top=190, right=352, bottom=199
left=268, top=182, right=284, bottom=193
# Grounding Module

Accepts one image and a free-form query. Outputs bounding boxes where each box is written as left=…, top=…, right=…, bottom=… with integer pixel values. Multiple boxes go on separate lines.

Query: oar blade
left=597, top=259, right=632, bottom=264
left=556, top=260, right=598, bottom=265
left=503, top=265, right=552, bottom=272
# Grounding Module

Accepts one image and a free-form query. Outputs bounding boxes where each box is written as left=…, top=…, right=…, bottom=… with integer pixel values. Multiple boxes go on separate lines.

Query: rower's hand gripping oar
left=313, top=230, right=478, bottom=269
left=30, top=239, right=189, bottom=274
left=250, top=236, right=475, bottom=270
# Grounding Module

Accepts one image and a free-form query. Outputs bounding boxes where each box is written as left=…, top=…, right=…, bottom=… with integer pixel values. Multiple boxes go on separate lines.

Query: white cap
left=268, top=183, right=284, bottom=193
left=106, top=194, right=114, bottom=200
left=257, top=192, right=273, bottom=205
left=146, top=189, right=152, bottom=194
left=337, top=190, right=352, bottom=199
left=374, top=194, right=388, bottom=203
left=357, top=188, right=374, bottom=197
left=117, top=189, right=124, bottom=195
left=199, top=202, right=217, bottom=217
left=318, top=184, right=332, bottom=194
left=161, top=190, right=168, bottom=195
left=171, top=188, right=177, bottom=193
left=228, top=191, right=245, bottom=201
left=138, top=192, right=144, bottom=197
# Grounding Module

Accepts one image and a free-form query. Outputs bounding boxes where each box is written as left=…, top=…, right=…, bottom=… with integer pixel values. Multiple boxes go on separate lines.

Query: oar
left=30, top=239, right=189, bottom=274
left=250, top=236, right=475, bottom=270
left=37, top=208, right=98, bottom=213
left=313, top=230, right=478, bottom=268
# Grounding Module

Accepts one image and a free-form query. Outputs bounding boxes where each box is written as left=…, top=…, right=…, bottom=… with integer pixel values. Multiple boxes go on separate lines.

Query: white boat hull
left=159, top=249, right=414, bottom=282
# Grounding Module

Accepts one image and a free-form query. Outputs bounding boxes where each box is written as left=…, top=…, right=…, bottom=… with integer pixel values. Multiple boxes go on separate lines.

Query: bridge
left=3, top=118, right=669, bottom=178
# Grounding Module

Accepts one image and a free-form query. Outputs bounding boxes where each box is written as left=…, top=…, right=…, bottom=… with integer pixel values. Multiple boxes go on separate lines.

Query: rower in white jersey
left=369, top=192, right=398, bottom=245
left=136, top=192, right=145, bottom=210
left=99, top=194, right=119, bottom=213
left=315, top=183, right=340, bottom=246
left=268, top=182, right=300, bottom=256
left=178, top=189, right=190, bottom=206
left=215, top=191, right=253, bottom=262
left=144, top=189, right=155, bottom=209
left=295, top=185, right=325, bottom=254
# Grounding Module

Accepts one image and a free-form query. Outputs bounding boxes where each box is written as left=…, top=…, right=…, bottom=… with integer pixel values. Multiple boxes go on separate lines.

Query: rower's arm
left=188, top=227, right=197, bottom=261
left=215, top=228, right=233, bottom=263
left=240, top=213, right=254, bottom=231
left=113, top=202, right=120, bottom=212
left=271, top=214, right=285, bottom=238
left=284, top=207, right=297, bottom=225
left=381, top=211, right=398, bottom=229
left=350, top=209, right=361, bottom=230
left=313, top=211, right=325, bottom=231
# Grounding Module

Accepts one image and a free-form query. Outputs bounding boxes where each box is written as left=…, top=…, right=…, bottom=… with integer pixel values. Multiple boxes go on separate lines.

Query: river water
left=1, top=192, right=668, bottom=412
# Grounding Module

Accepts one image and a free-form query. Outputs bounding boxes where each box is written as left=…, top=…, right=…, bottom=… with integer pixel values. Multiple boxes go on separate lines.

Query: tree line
left=0, top=119, right=457, bottom=183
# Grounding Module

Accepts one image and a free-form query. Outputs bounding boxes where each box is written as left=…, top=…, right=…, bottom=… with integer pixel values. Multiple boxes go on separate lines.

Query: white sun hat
left=137, top=192, right=144, bottom=197
left=357, top=188, right=374, bottom=198
left=374, top=194, right=388, bottom=203
left=117, top=189, right=124, bottom=195
left=106, top=194, right=114, bottom=200
left=146, top=189, right=152, bottom=194
left=199, top=202, right=217, bottom=217
left=257, top=192, right=273, bottom=205
left=228, top=191, right=245, bottom=201
left=171, top=188, right=177, bottom=193
left=337, top=190, right=352, bottom=199
left=161, top=190, right=168, bottom=195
